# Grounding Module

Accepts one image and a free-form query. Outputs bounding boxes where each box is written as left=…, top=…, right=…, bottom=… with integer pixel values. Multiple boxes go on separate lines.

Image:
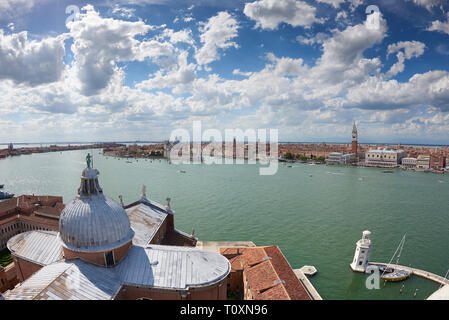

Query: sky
left=1, top=0, right=449, bottom=144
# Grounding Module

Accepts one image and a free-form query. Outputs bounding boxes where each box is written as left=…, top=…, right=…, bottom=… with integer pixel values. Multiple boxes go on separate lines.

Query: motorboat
left=0, top=191, right=14, bottom=200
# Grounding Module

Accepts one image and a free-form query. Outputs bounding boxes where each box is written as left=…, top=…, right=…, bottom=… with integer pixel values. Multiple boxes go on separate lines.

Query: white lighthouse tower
left=350, top=230, right=372, bottom=273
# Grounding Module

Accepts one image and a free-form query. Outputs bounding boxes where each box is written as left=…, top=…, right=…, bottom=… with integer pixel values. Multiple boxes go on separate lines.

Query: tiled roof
left=220, top=246, right=311, bottom=300
left=0, top=195, right=64, bottom=224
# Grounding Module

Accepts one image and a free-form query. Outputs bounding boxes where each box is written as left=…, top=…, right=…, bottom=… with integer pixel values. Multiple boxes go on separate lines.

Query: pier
left=369, top=262, right=449, bottom=286
left=293, top=269, right=323, bottom=300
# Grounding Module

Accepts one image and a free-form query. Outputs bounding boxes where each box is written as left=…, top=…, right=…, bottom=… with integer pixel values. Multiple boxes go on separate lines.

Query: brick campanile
left=352, top=121, right=358, bottom=162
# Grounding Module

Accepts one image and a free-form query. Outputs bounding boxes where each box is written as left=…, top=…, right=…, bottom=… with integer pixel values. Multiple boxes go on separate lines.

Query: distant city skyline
left=1, top=1, right=449, bottom=143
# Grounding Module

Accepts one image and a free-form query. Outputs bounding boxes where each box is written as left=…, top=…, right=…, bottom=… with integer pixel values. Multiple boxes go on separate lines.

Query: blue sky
left=1, top=0, right=449, bottom=144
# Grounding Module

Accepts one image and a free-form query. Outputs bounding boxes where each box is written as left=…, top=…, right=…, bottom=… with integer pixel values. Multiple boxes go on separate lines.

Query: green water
left=1, top=150, right=447, bottom=299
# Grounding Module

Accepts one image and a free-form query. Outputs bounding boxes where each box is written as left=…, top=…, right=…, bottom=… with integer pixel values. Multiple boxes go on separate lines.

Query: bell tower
left=352, top=121, right=358, bottom=162
left=350, top=230, right=372, bottom=273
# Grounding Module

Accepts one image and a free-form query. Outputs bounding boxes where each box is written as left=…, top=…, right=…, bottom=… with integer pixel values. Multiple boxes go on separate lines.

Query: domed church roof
left=59, top=154, right=134, bottom=252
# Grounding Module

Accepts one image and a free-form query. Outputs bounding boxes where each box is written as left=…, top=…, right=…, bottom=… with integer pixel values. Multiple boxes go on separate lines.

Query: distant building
left=416, top=155, right=431, bottom=170
left=446, top=156, right=449, bottom=170
left=365, top=148, right=407, bottom=167
left=430, top=155, right=446, bottom=170
left=401, top=157, right=417, bottom=169
left=352, top=121, right=358, bottom=162
left=326, top=152, right=355, bottom=165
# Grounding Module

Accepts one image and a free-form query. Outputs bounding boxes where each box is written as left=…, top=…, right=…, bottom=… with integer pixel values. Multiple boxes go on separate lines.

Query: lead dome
left=58, top=154, right=134, bottom=253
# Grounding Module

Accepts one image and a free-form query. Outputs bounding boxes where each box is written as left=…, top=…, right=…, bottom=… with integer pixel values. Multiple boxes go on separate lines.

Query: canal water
left=0, top=149, right=447, bottom=299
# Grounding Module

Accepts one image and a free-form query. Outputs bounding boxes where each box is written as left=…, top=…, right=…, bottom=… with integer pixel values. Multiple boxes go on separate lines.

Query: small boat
left=0, top=191, right=14, bottom=200
left=381, top=233, right=410, bottom=283
left=178, top=170, right=186, bottom=173
left=381, top=269, right=411, bottom=282
left=382, top=170, right=394, bottom=173
left=287, top=165, right=292, bottom=168
left=0, top=184, right=3, bottom=189
left=309, top=173, right=313, bottom=177
left=126, top=161, right=132, bottom=164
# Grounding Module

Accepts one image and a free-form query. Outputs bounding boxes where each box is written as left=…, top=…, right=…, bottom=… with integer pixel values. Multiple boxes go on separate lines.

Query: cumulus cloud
left=243, top=0, right=324, bottom=30
left=111, top=5, right=136, bottom=19
left=67, top=5, right=173, bottom=96
left=161, top=28, right=195, bottom=45
left=296, top=32, right=329, bottom=45
left=406, top=0, right=445, bottom=10
left=195, top=11, right=239, bottom=65
left=346, top=70, right=449, bottom=111
left=428, top=12, right=449, bottom=35
left=0, top=0, right=35, bottom=20
left=315, top=0, right=346, bottom=9
left=386, top=41, right=426, bottom=78
left=137, top=50, right=196, bottom=93
left=0, top=30, right=66, bottom=86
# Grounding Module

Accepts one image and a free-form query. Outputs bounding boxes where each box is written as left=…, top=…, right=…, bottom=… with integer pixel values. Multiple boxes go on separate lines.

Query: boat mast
left=381, top=233, right=407, bottom=278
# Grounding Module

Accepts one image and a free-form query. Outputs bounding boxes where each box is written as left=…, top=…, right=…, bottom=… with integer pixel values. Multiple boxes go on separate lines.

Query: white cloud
left=428, top=12, right=449, bottom=35
left=346, top=70, right=449, bottom=111
left=0, top=0, right=35, bottom=20
left=296, top=32, right=329, bottom=45
left=0, top=29, right=66, bottom=86
left=67, top=5, right=173, bottom=96
left=406, top=0, right=444, bottom=10
left=386, top=41, right=426, bottom=78
left=161, top=28, right=195, bottom=45
left=243, top=0, right=324, bottom=30
left=111, top=5, right=136, bottom=19
left=387, top=41, right=426, bottom=59
left=137, top=50, right=196, bottom=93
left=195, top=11, right=239, bottom=65
left=315, top=0, right=346, bottom=9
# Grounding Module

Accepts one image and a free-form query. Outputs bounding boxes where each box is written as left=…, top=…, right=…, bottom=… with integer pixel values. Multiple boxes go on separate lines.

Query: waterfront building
left=365, top=148, right=407, bottom=167
left=326, top=152, right=355, bottom=165
left=430, top=155, right=446, bottom=170
left=352, top=121, right=358, bottom=162
left=401, top=157, right=417, bottom=169
left=350, top=230, right=372, bottom=273
left=446, top=157, right=449, bottom=170
left=220, top=246, right=312, bottom=300
left=3, top=157, right=229, bottom=300
left=416, top=155, right=431, bottom=170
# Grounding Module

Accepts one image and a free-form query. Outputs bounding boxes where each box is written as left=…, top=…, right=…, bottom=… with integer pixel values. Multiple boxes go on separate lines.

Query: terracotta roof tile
left=221, top=246, right=311, bottom=300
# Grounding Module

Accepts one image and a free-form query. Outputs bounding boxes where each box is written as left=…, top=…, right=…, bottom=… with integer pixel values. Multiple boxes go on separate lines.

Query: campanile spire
left=352, top=121, right=358, bottom=162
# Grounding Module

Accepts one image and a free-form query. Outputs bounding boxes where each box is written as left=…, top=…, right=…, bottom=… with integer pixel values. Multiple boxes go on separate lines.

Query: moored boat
left=381, top=269, right=411, bottom=282
left=0, top=191, right=14, bottom=200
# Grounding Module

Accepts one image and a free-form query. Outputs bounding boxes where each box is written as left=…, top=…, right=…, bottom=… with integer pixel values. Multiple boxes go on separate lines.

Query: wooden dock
left=369, top=262, right=449, bottom=286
